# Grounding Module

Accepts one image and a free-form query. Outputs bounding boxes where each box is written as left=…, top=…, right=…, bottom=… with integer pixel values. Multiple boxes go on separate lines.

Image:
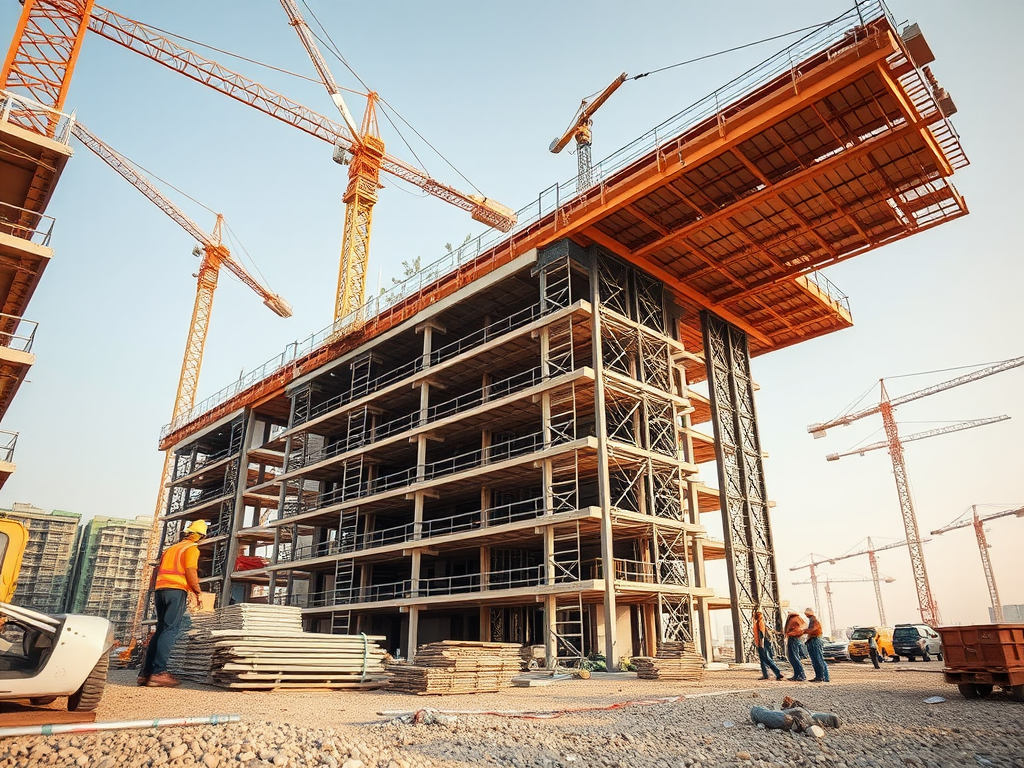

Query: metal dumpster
left=937, top=624, right=1024, bottom=700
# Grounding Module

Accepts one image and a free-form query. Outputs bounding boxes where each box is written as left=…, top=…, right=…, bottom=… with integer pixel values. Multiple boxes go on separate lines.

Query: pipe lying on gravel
left=379, top=688, right=755, bottom=720
left=0, top=714, right=241, bottom=739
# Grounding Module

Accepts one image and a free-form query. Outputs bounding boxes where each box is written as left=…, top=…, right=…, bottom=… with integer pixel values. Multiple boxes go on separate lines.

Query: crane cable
left=630, top=11, right=856, bottom=82
left=299, top=1, right=486, bottom=197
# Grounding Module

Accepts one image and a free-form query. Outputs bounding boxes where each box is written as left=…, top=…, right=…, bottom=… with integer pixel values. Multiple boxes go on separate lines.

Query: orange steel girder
left=1, top=0, right=94, bottom=135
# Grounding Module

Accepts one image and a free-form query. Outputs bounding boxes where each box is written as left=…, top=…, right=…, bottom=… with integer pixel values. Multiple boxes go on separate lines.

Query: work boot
left=136, top=676, right=150, bottom=687
left=146, top=672, right=181, bottom=688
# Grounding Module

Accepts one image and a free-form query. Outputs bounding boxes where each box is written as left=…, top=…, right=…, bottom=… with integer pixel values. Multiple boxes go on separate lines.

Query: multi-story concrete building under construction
left=154, top=8, right=969, bottom=664
left=0, top=503, right=81, bottom=613
left=67, top=515, right=152, bottom=640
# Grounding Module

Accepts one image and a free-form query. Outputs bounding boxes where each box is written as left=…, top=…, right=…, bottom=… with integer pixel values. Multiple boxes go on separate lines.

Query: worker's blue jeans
left=786, top=637, right=807, bottom=680
left=806, top=635, right=830, bottom=681
left=142, top=589, right=188, bottom=676
left=756, top=642, right=782, bottom=679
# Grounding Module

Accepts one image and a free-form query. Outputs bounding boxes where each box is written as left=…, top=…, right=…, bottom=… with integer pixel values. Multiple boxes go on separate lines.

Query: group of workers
left=753, top=607, right=830, bottom=683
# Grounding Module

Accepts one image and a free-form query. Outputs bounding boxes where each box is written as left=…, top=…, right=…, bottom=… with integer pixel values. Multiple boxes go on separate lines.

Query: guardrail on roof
left=0, top=89, right=75, bottom=144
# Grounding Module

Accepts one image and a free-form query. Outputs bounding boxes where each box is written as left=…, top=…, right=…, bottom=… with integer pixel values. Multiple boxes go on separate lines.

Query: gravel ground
left=2, top=661, right=1022, bottom=767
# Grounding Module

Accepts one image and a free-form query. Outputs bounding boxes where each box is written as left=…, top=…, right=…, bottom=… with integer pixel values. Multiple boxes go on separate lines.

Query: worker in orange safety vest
left=139, top=520, right=207, bottom=687
left=784, top=610, right=808, bottom=681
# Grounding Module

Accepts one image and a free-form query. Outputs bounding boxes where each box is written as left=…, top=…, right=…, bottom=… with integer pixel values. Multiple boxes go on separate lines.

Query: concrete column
left=407, top=605, right=420, bottom=660
left=543, top=525, right=557, bottom=665
left=590, top=254, right=619, bottom=666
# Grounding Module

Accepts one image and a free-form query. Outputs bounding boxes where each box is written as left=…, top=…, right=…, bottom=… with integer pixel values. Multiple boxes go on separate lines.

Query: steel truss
left=700, top=311, right=781, bottom=663
left=658, top=594, right=693, bottom=642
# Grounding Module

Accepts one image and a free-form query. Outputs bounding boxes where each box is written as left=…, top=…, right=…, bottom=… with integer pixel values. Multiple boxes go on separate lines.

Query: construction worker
left=804, top=607, right=830, bottom=683
left=868, top=629, right=882, bottom=670
left=784, top=610, right=808, bottom=681
left=753, top=609, right=783, bottom=681
left=139, top=520, right=207, bottom=687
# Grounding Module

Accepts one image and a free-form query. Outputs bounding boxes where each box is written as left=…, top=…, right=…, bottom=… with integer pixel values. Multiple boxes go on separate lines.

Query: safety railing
left=283, top=497, right=548, bottom=564
left=295, top=303, right=543, bottom=430
left=0, top=200, right=55, bottom=247
left=801, top=271, right=851, bottom=315
left=172, top=447, right=232, bottom=482
left=291, top=431, right=546, bottom=516
left=0, top=431, right=17, bottom=463
left=0, top=314, right=38, bottom=354
left=163, top=2, right=884, bottom=440
left=0, top=88, right=76, bottom=143
left=297, top=366, right=545, bottom=470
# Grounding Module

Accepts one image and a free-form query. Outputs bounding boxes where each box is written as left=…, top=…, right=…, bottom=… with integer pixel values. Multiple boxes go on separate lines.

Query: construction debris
left=387, top=641, right=522, bottom=695
left=632, top=641, right=706, bottom=682
left=169, top=604, right=389, bottom=690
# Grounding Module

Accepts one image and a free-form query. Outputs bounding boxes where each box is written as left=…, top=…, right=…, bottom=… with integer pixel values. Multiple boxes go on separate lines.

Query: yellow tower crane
left=276, top=0, right=514, bottom=322
left=70, top=122, right=292, bottom=650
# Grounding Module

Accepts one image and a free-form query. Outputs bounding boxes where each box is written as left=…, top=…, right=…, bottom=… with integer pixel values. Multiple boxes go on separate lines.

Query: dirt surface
left=2, top=661, right=1023, bottom=767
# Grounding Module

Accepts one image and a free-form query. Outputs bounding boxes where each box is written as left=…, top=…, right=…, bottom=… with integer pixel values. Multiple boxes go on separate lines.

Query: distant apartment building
left=0, top=502, right=81, bottom=612
left=67, top=515, right=152, bottom=639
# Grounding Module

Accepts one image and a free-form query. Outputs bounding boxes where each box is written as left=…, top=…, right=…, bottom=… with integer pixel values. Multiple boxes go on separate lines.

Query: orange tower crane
left=931, top=504, right=1024, bottom=623
left=792, top=573, right=894, bottom=637
left=809, top=356, right=1024, bottom=626
left=71, top=121, right=292, bottom=647
left=549, top=73, right=628, bottom=192
left=0, top=0, right=95, bottom=136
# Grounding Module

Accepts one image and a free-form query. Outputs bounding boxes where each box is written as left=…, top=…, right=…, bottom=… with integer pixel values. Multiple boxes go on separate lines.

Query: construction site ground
left=4, top=662, right=1024, bottom=768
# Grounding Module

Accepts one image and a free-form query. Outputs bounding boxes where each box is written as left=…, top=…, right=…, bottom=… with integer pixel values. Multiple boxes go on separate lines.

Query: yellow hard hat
left=184, top=520, right=208, bottom=537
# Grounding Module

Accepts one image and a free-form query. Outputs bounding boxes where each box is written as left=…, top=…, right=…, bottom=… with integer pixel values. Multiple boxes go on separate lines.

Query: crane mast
left=931, top=504, right=1024, bottom=623
left=972, top=509, right=1001, bottom=623
left=879, top=380, right=938, bottom=625
left=866, top=538, right=885, bottom=626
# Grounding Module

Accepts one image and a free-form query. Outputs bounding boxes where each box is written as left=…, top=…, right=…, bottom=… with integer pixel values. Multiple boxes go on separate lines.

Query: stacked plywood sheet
left=632, top=641, right=706, bottom=682
left=168, top=604, right=388, bottom=690
left=388, top=641, right=523, bottom=695
left=209, top=630, right=389, bottom=690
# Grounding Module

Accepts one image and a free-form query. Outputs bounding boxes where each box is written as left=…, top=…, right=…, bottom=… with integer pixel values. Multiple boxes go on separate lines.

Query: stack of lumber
left=388, top=640, right=523, bottom=694
left=168, top=604, right=389, bottom=690
left=632, top=641, right=706, bottom=682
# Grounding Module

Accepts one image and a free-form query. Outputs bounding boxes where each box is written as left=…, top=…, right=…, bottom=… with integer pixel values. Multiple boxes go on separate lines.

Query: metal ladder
left=553, top=594, right=586, bottom=664
left=550, top=521, right=581, bottom=582
left=548, top=450, right=579, bottom=514
left=349, top=354, right=376, bottom=400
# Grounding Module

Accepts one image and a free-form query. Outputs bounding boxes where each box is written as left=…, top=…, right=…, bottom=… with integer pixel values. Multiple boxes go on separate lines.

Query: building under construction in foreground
left=150, top=8, right=966, bottom=664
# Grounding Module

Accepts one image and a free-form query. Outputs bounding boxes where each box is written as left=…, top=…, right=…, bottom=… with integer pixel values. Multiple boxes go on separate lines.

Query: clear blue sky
left=1, top=1, right=1020, bottom=629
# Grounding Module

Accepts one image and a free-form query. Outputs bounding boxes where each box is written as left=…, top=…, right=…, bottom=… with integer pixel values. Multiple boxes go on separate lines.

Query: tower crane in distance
left=549, top=72, right=628, bottom=192
left=931, top=504, right=1024, bottom=623
left=792, top=573, right=895, bottom=638
left=788, top=553, right=831, bottom=622
left=808, top=355, right=1024, bottom=626
left=792, top=537, right=925, bottom=628
left=277, top=0, right=515, bottom=322
left=71, top=122, right=292, bottom=650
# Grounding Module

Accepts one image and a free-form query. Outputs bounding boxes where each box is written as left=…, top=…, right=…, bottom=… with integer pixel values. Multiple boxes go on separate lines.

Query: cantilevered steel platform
left=161, top=7, right=968, bottom=449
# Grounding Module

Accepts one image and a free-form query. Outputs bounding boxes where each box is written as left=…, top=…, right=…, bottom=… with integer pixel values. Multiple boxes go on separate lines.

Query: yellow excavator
left=0, top=518, right=112, bottom=711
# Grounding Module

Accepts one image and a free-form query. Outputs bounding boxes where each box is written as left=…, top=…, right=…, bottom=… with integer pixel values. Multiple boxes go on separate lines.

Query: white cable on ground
left=0, top=714, right=240, bottom=739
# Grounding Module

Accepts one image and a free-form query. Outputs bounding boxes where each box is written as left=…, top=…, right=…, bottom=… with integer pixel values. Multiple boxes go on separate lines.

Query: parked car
left=892, top=623, right=943, bottom=662
left=847, top=626, right=894, bottom=662
left=822, top=636, right=851, bottom=662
